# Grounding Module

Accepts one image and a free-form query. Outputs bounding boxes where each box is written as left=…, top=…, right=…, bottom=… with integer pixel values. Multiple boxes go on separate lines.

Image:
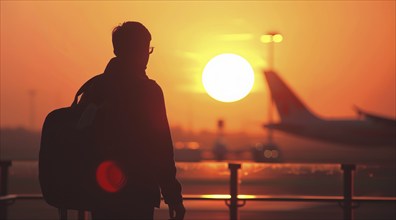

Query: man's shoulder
left=93, top=74, right=164, bottom=97
left=142, top=78, right=163, bottom=92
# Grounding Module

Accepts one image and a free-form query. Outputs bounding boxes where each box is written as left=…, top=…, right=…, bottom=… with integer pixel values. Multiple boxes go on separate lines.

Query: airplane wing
left=355, top=107, right=396, bottom=127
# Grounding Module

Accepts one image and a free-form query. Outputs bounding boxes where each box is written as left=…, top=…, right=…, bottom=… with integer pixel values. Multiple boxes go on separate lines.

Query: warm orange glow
left=96, top=160, right=126, bottom=193
left=202, top=54, right=254, bottom=102
left=1, top=2, right=394, bottom=134
left=272, top=34, right=283, bottom=43
left=201, top=194, right=230, bottom=199
left=174, top=141, right=200, bottom=150
left=264, top=150, right=272, bottom=158
left=238, top=194, right=257, bottom=199
left=260, top=34, right=283, bottom=43
left=260, top=35, right=273, bottom=43
left=201, top=194, right=256, bottom=199
left=186, top=142, right=200, bottom=150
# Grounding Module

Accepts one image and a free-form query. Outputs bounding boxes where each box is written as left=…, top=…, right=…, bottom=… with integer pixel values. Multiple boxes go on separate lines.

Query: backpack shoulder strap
left=71, top=74, right=104, bottom=107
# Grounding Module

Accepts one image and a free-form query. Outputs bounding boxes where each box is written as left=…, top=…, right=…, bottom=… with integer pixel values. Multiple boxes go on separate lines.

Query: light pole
left=260, top=32, right=283, bottom=144
left=260, top=32, right=283, bottom=161
left=260, top=32, right=283, bottom=71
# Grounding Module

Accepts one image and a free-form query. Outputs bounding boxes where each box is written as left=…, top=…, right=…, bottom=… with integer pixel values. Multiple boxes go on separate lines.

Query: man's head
left=112, top=21, right=152, bottom=63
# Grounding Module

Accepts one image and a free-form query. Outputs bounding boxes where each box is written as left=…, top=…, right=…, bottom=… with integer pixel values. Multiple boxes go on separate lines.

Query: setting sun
left=202, top=54, right=255, bottom=103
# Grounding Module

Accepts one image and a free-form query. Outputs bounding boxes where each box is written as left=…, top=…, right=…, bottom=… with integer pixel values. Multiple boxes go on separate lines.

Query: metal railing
left=1, top=161, right=395, bottom=220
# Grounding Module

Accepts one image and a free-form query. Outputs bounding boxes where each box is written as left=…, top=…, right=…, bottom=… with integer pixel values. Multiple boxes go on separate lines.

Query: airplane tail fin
left=264, top=70, right=319, bottom=123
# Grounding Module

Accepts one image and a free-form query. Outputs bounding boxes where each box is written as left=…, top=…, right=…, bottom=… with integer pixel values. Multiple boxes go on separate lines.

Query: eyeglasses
left=149, top=47, right=154, bottom=54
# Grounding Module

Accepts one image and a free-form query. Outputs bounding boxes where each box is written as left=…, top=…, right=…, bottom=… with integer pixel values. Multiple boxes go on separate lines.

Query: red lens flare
left=96, top=160, right=127, bottom=193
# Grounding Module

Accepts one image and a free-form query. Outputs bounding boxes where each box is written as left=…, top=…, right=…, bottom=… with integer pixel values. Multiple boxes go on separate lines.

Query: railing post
left=59, top=208, right=67, bottom=220
left=0, top=161, right=12, bottom=196
left=78, top=210, right=88, bottom=220
left=341, top=164, right=356, bottom=220
left=228, top=163, right=241, bottom=220
left=0, top=160, right=12, bottom=220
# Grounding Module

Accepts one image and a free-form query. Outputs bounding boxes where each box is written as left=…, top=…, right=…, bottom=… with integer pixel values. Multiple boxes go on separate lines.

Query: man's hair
left=112, top=21, right=151, bottom=57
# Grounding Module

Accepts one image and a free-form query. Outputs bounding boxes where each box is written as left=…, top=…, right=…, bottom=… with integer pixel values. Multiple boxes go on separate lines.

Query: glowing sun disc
left=202, top=54, right=254, bottom=102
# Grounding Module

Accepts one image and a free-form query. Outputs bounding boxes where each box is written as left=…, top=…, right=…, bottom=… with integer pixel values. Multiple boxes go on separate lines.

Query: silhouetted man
left=81, top=21, right=185, bottom=220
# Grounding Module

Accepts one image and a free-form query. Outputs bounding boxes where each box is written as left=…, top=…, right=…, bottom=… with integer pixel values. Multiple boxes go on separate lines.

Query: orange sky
left=1, top=1, right=395, bottom=134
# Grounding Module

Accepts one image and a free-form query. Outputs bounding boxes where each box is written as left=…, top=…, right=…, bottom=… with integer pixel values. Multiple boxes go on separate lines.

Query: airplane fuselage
left=268, top=119, right=396, bottom=147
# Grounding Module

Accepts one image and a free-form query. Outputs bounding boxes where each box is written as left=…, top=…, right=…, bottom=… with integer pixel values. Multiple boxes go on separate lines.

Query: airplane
left=263, top=70, right=396, bottom=147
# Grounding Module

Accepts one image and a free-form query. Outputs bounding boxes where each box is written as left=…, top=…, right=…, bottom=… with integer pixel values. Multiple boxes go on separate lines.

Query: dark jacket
left=80, top=57, right=182, bottom=209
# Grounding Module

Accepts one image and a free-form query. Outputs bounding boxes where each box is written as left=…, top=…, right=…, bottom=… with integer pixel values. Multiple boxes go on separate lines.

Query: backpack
left=39, top=74, right=106, bottom=210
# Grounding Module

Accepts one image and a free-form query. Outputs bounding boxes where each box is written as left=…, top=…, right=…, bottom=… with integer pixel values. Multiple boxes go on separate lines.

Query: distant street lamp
left=261, top=32, right=284, bottom=144
left=255, top=32, right=284, bottom=162
left=260, top=32, right=283, bottom=70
